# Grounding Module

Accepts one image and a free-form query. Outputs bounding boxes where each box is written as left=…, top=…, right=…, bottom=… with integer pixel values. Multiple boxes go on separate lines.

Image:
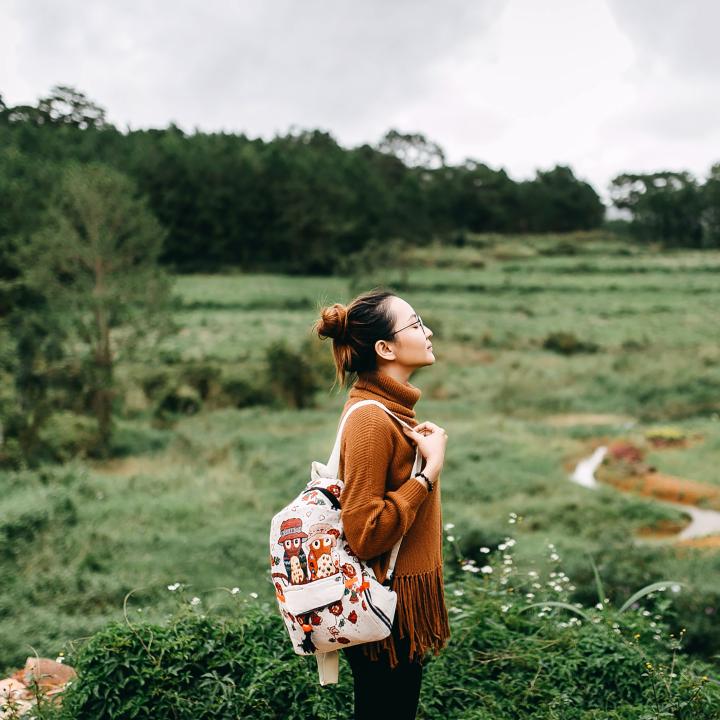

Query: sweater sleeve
left=339, top=404, right=428, bottom=561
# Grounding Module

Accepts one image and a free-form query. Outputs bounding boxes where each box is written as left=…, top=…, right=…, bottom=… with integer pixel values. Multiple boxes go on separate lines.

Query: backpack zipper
left=363, top=585, right=393, bottom=632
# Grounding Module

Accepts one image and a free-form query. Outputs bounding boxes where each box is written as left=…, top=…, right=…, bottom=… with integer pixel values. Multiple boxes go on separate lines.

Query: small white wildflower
left=595, top=603, right=604, bottom=610
left=528, top=571, right=538, bottom=578
left=167, top=582, right=181, bottom=592
left=550, top=553, right=560, bottom=561
left=642, top=610, right=651, bottom=616
left=498, top=543, right=507, bottom=551
left=671, top=584, right=681, bottom=593
left=480, top=547, right=490, bottom=553
left=481, top=565, right=493, bottom=574
left=453, top=589, right=464, bottom=597
left=500, top=577, right=508, bottom=584
left=447, top=535, right=455, bottom=542
left=547, top=543, right=555, bottom=549
left=231, top=587, right=240, bottom=595
left=532, top=583, right=541, bottom=590
left=55, top=656, right=64, bottom=664
left=444, top=523, right=455, bottom=531
left=526, top=593, right=535, bottom=600
left=190, top=596, right=201, bottom=606
left=568, top=585, right=576, bottom=591
left=462, top=564, right=480, bottom=573
left=250, top=592, right=259, bottom=599
left=501, top=604, right=512, bottom=613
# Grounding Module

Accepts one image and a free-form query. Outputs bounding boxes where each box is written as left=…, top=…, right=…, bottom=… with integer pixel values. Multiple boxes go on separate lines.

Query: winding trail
left=570, top=446, right=720, bottom=542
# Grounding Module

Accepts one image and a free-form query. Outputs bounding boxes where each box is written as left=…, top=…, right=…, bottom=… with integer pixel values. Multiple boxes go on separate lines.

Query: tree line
left=1, top=86, right=609, bottom=279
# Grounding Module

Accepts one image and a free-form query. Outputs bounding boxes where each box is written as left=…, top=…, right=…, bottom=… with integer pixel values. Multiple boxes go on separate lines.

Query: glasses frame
left=388, top=314, right=426, bottom=338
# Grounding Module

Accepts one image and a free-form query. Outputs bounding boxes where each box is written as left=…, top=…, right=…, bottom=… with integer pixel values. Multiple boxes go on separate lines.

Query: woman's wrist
left=422, top=461, right=442, bottom=483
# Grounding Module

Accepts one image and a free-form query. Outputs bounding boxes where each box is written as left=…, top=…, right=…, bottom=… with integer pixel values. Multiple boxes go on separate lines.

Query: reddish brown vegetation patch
left=602, top=471, right=720, bottom=510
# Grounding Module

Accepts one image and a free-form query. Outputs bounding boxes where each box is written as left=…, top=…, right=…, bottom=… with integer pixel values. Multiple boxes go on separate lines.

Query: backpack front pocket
left=283, top=574, right=346, bottom=615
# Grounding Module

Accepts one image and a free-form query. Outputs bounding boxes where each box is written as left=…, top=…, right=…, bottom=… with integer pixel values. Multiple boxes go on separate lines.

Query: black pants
left=342, top=621, right=424, bottom=720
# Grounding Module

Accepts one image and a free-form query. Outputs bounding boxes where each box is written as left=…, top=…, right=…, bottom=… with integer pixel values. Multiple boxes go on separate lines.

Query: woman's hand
left=402, top=421, right=448, bottom=483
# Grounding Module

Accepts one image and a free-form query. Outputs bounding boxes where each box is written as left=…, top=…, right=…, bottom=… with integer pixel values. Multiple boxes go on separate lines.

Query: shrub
left=264, top=340, right=320, bottom=409
left=44, top=533, right=720, bottom=720
left=543, top=331, right=600, bottom=355
left=36, top=411, right=98, bottom=463
left=218, top=374, right=270, bottom=408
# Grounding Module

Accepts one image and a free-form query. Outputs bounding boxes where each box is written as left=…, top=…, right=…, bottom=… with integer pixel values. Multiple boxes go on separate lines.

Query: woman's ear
left=374, top=338, right=396, bottom=361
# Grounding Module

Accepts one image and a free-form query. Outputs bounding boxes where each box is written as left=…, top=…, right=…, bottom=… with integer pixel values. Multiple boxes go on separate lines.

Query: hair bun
left=316, top=303, right=349, bottom=341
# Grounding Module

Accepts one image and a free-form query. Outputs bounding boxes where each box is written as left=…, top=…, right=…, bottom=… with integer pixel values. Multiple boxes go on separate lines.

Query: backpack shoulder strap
left=325, top=399, right=415, bottom=476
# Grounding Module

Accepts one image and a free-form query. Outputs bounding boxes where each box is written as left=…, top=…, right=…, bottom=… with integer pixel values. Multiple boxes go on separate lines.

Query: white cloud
left=1, top=0, right=718, bottom=203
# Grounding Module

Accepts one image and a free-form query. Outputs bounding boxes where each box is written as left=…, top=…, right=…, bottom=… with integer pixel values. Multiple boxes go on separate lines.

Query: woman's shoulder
left=341, top=400, right=399, bottom=440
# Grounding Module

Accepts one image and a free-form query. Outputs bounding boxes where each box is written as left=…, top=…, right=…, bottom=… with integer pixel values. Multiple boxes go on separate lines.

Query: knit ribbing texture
left=338, top=369, right=450, bottom=667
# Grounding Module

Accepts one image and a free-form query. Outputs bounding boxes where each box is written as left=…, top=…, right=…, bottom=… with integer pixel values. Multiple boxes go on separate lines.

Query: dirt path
left=570, top=445, right=720, bottom=545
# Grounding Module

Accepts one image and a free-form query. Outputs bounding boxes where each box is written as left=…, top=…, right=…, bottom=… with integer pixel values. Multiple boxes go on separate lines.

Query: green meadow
left=2, top=232, right=720, bottom=704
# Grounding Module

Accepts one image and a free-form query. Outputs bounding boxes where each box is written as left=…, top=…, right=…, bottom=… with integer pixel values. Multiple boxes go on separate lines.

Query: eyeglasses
left=389, top=314, right=426, bottom=338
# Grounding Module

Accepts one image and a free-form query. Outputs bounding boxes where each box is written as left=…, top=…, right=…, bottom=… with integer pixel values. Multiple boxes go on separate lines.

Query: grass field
left=2, top=232, right=720, bottom=676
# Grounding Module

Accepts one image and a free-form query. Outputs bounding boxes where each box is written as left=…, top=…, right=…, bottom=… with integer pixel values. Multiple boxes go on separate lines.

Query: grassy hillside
left=1, top=232, right=719, bottom=693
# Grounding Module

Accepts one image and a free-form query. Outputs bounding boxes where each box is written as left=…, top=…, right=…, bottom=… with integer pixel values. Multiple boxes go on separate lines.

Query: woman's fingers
left=414, top=421, right=447, bottom=437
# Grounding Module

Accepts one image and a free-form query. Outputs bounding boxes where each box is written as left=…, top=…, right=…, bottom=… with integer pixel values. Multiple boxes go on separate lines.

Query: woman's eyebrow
left=408, top=313, right=417, bottom=321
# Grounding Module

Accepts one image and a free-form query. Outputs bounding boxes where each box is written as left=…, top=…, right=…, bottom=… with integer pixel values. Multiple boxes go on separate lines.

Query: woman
left=314, top=287, right=450, bottom=720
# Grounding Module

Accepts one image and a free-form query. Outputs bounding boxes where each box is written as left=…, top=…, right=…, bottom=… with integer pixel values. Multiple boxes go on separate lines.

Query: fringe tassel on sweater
left=361, top=566, right=451, bottom=668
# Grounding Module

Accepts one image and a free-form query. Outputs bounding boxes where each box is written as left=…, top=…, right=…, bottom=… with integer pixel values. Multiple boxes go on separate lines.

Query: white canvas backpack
left=268, top=399, right=422, bottom=685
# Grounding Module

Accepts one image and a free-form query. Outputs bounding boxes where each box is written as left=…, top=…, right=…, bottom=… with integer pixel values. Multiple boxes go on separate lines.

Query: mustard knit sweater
left=338, top=369, right=450, bottom=667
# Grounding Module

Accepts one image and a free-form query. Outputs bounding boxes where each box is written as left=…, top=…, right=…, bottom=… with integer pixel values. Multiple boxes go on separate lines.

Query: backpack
left=268, top=399, right=422, bottom=685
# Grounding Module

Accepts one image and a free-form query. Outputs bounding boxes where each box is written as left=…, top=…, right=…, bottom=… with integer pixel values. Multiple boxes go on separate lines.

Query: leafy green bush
left=43, top=535, right=720, bottom=720
left=36, top=411, right=99, bottom=463
left=264, top=339, right=321, bottom=409
left=542, top=331, right=600, bottom=355
left=217, top=373, right=271, bottom=408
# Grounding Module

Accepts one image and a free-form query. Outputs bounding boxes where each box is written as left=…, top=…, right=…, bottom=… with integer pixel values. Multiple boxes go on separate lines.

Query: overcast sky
left=2, top=0, right=719, bottom=205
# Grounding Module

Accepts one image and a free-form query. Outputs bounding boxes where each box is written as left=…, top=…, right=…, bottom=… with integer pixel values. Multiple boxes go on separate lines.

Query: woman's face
left=376, top=295, right=434, bottom=370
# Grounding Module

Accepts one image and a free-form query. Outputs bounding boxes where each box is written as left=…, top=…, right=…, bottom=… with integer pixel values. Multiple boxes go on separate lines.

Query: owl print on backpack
left=277, top=518, right=309, bottom=585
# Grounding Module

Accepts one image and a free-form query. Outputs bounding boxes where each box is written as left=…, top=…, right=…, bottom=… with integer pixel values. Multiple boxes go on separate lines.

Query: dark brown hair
left=314, top=287, right=396, bottom=389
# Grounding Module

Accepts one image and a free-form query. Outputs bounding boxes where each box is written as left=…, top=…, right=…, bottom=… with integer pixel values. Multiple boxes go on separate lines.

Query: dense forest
left=3, top=86, right=719, bottom=281
left=0, top=85, right=609, bottom=279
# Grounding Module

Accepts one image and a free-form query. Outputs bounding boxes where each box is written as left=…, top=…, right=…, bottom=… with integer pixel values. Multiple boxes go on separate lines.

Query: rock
left=21, top=657, right=76, bottom=689
left=0, top=678, right=32, bottom=719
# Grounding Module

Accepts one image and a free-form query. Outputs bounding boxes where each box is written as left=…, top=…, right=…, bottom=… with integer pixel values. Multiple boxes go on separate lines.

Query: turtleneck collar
left=348, top=369, right=422, bottom=421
